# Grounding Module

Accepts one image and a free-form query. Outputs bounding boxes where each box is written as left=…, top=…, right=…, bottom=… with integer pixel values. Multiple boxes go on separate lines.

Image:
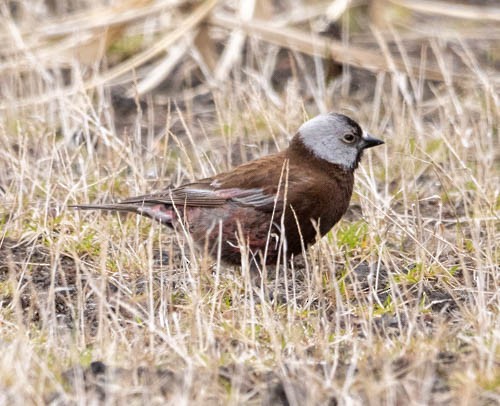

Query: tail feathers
left=69, top=203, right=140, bottom=214
left=69, top=203, right=174, bottom=225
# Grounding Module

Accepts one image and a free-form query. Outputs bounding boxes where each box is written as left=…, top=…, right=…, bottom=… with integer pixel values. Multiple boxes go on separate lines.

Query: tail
left=69, top=203, right=140, bottom=214
left=69, top=203, right=174, bottom=225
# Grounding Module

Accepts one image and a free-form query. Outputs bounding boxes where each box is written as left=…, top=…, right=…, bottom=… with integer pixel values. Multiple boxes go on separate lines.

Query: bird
left=72, top=113, right=384, bottom=266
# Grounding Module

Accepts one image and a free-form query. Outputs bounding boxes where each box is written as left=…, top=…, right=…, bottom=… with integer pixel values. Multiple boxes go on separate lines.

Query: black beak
left=360, top=133, right=384, bottom=150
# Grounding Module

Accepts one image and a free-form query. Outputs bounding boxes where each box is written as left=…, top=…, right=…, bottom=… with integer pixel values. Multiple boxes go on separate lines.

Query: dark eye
left=343, top=134, right=356, bottom=143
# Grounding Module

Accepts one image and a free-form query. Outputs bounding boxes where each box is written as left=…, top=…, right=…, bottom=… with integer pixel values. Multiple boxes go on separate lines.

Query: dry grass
left=0, top=0, right=499, bottom=405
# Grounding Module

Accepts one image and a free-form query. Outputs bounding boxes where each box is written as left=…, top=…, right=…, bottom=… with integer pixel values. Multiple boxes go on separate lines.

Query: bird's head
left=296, top=113, right=384, bottom=170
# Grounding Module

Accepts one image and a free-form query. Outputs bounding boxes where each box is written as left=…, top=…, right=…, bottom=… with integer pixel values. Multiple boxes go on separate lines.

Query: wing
left=120, top=182, right=280, bottom=212
left=72, top=152, right=289, bottom=215
left=121, top=152, right=291, bottom=211
left=119, top=182, right=227, bottom=207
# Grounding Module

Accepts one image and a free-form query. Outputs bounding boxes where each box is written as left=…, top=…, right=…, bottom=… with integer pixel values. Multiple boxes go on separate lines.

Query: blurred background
left=1, top=0, right=498, bottom=144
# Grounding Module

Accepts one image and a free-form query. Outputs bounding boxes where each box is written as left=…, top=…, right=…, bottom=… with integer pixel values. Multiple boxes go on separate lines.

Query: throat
left=353, top=150, right=364, bottom=169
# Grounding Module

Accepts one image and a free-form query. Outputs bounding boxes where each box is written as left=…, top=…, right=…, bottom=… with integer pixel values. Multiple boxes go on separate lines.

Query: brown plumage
left=72, top=113, right=384, bottom=265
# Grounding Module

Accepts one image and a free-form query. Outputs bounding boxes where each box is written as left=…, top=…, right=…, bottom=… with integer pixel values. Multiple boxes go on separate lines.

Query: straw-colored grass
left=0, top=1, right=498, bottom=404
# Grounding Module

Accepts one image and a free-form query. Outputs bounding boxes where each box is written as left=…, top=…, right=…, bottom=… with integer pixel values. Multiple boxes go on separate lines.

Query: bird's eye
left=343, top=134, right=356, bottom=143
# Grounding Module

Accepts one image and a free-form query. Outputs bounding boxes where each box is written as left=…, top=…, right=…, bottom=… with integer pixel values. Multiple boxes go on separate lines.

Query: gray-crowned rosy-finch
left=73, top=113, right=384, bottom=265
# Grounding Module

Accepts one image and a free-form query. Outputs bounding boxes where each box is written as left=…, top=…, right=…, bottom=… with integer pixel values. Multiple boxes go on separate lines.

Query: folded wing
left=121, top=181, right=280, bottom=212
left=72, top=153, right=289, bottom=216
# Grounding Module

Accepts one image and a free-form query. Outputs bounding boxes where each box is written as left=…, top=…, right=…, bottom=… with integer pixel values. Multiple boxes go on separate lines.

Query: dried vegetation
left=0, top=0, right=498, bottom=404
